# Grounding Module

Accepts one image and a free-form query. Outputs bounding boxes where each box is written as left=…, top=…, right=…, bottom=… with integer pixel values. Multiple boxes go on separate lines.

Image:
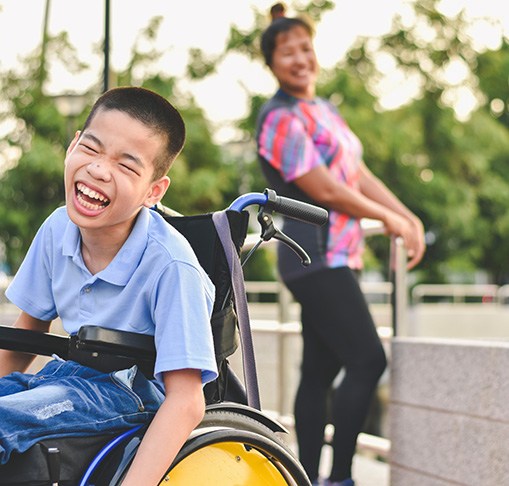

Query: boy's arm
left=0, top=311, right=52, bottom=377
left=121, top=368, right=205, bottom=486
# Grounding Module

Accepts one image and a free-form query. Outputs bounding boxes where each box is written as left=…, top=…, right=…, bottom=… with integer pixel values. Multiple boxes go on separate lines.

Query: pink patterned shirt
left=258, top=91, right=364, bottom=270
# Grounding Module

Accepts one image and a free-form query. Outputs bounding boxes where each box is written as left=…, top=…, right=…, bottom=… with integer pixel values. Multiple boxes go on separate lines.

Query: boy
left=0, top=87, right=218, bottom=485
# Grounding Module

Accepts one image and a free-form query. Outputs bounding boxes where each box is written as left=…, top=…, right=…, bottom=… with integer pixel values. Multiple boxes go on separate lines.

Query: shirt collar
left=62, top=207, right=150, bottom=286
left=276, top=88, right=318, bottom=105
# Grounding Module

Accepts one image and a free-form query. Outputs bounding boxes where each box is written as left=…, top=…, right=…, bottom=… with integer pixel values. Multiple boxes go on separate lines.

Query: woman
left=256, top=5, right=425, bottom=486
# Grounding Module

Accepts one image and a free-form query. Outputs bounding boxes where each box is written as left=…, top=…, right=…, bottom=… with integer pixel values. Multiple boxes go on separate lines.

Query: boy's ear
left=66, top=131, right=81, bottom=156
left=144, top=176, right=171, bottom=207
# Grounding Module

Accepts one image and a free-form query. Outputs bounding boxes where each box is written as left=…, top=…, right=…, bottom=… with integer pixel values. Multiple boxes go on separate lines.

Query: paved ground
left=349, top=453, right=389, bottom=486
left=285, top=434, right=389, bottom=485
left=310, top=445, right=390, bottom=486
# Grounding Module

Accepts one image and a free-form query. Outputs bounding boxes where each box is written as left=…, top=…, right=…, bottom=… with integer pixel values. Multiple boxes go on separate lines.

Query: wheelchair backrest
left=156, top=207, right=250, bottom=404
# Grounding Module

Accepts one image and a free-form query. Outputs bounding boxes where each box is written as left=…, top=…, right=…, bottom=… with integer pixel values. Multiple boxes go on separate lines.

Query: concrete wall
left=390, top=337, right=509, bottom=485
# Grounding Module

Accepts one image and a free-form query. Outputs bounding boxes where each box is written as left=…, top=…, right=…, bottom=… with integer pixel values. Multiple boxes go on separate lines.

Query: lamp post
left=103, top=0, right=110, bottom=93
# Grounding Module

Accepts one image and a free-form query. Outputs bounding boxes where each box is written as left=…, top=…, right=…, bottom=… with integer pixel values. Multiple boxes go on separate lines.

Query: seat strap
left=212, top=211, right=261, bottom=410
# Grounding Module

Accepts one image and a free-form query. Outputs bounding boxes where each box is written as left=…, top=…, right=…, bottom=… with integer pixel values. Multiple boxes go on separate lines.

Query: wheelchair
left=0, top=189, right=327, bottom=485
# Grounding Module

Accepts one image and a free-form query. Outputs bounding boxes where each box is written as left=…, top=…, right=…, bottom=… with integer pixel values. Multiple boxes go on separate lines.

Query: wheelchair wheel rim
left=160, top=441, right=289, bottom=485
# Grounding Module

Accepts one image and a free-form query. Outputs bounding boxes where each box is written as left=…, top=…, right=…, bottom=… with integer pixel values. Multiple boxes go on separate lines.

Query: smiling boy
left=0, top=87, right=217, bottom=484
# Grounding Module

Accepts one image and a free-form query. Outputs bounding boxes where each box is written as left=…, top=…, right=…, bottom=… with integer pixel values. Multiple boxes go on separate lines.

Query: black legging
left=285, top=266, right=387, bottom=483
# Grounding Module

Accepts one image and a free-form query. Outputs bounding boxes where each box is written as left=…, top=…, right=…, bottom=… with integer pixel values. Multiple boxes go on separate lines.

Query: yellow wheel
left=162, top=441, right=288, bottom=485
left=160, top=426, right=310, bottom=485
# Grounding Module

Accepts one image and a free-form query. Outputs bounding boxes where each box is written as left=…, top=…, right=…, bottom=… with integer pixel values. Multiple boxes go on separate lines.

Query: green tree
left=0, top=17, right=235, bottom=271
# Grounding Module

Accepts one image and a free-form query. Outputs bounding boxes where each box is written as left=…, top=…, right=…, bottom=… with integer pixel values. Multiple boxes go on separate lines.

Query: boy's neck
left=79, top=224, right=133, bottom=275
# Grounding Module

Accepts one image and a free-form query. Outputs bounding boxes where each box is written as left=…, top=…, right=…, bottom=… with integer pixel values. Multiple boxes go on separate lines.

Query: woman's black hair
left=260, top=3, right=314, bottom=66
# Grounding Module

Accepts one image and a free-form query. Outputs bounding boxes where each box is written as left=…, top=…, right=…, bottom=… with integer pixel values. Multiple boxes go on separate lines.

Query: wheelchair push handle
left=264, top=188, right=328, bottom=226
left=229, top=188, right=328, bottom=226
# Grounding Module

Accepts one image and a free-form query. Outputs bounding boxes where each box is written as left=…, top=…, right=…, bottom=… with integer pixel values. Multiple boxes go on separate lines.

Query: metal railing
left=245, top=280, right=394, bottom=303
left=411, top=283, right=509, bottom=304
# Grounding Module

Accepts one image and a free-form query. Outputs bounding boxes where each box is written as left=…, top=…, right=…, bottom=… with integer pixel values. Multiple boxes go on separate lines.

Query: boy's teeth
left=77, top=194, right=104, bottom=210
left=77, top=183, right=109, bottom=202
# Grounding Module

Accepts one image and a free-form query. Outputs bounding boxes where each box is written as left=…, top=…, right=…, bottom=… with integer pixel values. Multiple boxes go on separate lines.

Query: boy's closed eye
left=79, top=143, right=99, bottom=155
left=119, top=162, right=139, bottom=175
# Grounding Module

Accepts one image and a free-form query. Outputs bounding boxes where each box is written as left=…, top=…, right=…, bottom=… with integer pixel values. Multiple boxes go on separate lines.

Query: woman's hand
left=383, top=211, right=426, bottom=269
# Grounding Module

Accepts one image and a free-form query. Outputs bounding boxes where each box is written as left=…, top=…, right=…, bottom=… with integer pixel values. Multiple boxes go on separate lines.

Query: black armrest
left=76, top=326, right=156, bottom=359
left=0, top=326, right=69, bottom=358
left=0, top=325, right=157, bottom=377
left=69, top=326, right=156, bottom=377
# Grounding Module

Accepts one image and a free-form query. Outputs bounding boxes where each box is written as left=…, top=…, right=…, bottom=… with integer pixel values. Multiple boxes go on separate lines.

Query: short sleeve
left=258, top=108, right=325, bottom=182
left=152, top=261, right=218, bottom=386
left=5, top=218, right=58, bottom=321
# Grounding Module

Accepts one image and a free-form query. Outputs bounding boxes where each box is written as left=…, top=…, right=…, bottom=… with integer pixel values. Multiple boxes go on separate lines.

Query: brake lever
left=273, top=230, right=311, bottom=266
left=257, top=209, right=311, bottom=267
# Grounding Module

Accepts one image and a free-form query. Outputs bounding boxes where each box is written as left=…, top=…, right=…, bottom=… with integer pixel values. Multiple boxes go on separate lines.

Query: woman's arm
left=294, top=164, right=391, bottom=221
left=358, top=163, right=425, bottom=268
left=121, top=368, right=205, bottom=486
left=293, top=163, right=425, bottom=268
left=0, top=311, right=52, bottom=377
left=358, top=163, right=417, bottom=220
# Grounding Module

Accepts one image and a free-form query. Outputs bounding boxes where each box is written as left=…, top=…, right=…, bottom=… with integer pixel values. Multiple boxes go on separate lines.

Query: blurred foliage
left=477, top=39, right=509, bottom=128
left=0, top=135, right=66, bottom=269
left=0, top=16, right=237, bottom=271
left=1, top=0, right=509, bottom=286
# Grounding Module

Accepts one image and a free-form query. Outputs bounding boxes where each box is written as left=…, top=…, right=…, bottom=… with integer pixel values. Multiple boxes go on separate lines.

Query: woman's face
left=270, top=25, right=318, bottom=99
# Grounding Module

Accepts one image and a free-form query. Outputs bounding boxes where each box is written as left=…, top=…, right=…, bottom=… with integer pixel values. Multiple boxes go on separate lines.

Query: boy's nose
left=87, top=160, right=111, bottom=181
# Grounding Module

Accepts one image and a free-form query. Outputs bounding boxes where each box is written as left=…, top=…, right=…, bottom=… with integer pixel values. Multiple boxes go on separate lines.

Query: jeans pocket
left=29, top=358, right=68, bottom=388
left=110, top=366, right=146, bottom=412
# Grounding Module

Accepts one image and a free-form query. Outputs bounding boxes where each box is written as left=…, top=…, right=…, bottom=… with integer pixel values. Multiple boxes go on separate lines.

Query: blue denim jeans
left=0, top=357, right=165, bottom=464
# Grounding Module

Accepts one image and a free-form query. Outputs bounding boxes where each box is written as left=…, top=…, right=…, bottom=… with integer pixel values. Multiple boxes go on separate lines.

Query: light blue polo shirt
left=6, top=206, right=218, bottom=386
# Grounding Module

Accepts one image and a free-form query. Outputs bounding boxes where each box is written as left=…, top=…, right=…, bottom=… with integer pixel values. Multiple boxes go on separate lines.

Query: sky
left=0, top=0, right=507, bottom=142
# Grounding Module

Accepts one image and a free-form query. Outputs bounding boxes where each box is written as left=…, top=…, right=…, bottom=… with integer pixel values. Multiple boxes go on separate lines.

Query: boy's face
left=64, top=108, right=170, bottom=236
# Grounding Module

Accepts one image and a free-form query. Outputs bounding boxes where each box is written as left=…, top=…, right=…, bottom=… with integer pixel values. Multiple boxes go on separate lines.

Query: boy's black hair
left=83, top=87, right=186, bottom=180
left=260, top=3, right=314, bottom=67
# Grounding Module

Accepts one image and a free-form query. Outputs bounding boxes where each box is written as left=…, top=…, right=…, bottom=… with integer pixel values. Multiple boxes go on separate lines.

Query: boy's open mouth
left=75, top=182, right=110, bottom=210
